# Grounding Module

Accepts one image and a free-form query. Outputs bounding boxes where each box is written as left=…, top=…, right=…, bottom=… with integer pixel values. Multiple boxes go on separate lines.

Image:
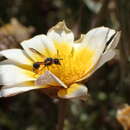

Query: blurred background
left=0, top=0, right=130, bottom=130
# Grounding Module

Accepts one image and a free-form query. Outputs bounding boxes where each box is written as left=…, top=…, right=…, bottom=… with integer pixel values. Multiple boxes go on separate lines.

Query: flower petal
left=82, top=50, right=116, bottom=80
left=21, top=34, right=57, bottom=61
left=0, top=60, right=14, bottom=65
left=57, top=83, right=88, bottom=100
left=73, top=27, right=116, bottom=81
left=0, top=82, right=41, bottom=97
left=106, top=31, right=121, bottom=50
left=83, top=27, right=115, bottom=58
left=93, top=50, right=116, bottom=71
left=89, top=32, right=121, bottom=74
left=47, top=22, right=74, bottom=57
left=0, top=64, right=35, bottom=85
left=35, top=70, right=67, bottom=88
left=84, top=26, right=116, bottom=48
left=47, top=21, right=74, bottom=42
left=74, top=27, right=116, bottom=57
left=78, top=31, right=121, bottom=81
left=0, top=49, right=33, bottom=66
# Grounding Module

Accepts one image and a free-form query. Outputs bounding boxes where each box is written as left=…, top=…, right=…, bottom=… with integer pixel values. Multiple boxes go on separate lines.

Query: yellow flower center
left=34, top=41, right=95, bottom=86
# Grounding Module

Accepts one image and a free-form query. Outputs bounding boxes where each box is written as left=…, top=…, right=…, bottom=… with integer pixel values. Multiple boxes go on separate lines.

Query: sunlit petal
left=36, top=70, right=67, bottom=88
left=0, top=82, right=41, bottom=97
left=0, top=64, right=35, bottom=85
left=105, top=31, right=121, bottom=50
left=0, top=49, right=33, bottom=66
left=57, top=83, right=88, bottom=99
left=21, top=34, right=57, bottom=61
left=73, top=27, right=116, bottom=81
left=78, top=31, right=121, bottom=81
left=47, top=21, right=74, bottom=42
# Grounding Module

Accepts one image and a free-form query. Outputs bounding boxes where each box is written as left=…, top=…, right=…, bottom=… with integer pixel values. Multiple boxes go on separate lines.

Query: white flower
left=0, top=21, right=121, bottom=99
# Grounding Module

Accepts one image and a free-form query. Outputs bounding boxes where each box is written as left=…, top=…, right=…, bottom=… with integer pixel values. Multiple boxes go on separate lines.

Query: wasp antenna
left=71, top=47, right=74, bottom=56
left=56, top=50, right=63, bottom=60
left=29, top=48, right=39, bottom=53
left=29, top=48, right=45, bottom=58
left=57, top=49, right=59, bottom=56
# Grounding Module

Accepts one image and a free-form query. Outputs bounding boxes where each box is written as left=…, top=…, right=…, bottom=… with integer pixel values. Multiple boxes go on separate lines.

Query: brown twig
left=56, top=99, right=68, bottom=130
left=114, top=0, right=130, bottom=79
left=91, top=0, right=110, bottom=28
left=72, top=3, right=84, bottom=38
